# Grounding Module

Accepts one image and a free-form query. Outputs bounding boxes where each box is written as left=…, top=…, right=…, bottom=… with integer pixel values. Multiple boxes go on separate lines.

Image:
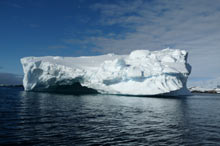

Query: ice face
left=21, top=48, right=192, bottom=96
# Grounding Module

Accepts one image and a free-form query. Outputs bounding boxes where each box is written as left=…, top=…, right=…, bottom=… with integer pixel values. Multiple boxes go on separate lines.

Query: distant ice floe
left=189, top=78, right=220, bottom=94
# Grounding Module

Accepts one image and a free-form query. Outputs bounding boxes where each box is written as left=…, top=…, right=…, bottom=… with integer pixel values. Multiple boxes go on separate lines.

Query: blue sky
left=0, top=0, right=220, bottom=84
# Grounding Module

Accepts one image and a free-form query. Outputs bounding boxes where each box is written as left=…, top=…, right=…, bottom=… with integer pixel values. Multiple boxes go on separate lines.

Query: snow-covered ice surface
left=189, top=77, right=220, bottom=89
left=189, top=77, right=220, bottom=93
left=21, top=49, right=192, bottom=96
left=189, top=87, right=220, bottom=94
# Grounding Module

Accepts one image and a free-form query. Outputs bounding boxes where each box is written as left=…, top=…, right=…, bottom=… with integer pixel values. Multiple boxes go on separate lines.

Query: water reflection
left=1, top=88, right=220, bottom=145
left=18, top=91, right=192, bottom=145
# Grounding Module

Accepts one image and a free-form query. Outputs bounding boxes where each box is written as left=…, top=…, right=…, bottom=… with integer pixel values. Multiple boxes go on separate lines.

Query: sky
left=0, top=0, right=220, bottom=84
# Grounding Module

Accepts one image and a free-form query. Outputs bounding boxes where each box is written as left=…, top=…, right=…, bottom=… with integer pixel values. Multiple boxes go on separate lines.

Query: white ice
left=21, top=48, right=192, bottom=96
left=189, top=77, right=220, bottom=93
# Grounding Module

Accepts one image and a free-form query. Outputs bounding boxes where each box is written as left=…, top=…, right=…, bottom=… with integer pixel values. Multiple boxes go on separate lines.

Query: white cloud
left=67, top=0, right=220, bottom=81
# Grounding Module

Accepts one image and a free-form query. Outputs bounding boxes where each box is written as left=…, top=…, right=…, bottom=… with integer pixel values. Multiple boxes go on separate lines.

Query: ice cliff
left=21, top=49, right=192, bottom=96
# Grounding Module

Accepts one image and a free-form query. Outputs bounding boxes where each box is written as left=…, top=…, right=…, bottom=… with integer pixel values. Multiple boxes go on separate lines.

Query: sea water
left=0, top=87, right=220, bottom=145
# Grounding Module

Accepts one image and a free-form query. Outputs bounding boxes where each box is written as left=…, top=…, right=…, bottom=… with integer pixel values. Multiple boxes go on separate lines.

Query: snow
left=189, top=87, right=220, bottom=93
left=189, top=77, right=220, bottom=93
left=189, top=77, right=220, bottom=89
left=21, top=48, right=192, bottom=96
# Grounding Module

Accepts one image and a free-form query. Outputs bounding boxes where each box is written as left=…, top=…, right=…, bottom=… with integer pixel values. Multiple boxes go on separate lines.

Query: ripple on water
left=0, top=88, right=220, bottom=145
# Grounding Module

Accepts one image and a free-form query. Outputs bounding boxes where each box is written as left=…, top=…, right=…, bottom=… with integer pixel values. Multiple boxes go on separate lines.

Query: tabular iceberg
left=21, top=49, right=192, bottom=96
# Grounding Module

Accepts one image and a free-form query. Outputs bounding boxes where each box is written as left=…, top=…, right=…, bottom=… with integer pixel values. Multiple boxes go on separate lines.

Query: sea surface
left=0, top=87, right=220, bottom=146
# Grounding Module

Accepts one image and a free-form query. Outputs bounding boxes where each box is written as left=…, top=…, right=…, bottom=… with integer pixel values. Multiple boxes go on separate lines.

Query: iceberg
left=189, top=77, right=220, bottom=94
left=189, top=87, right=220, bottom=94
left=21, top=48, right=192, bottom=96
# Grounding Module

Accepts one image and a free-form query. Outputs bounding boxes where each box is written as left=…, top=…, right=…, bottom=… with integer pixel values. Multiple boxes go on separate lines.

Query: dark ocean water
left=0, top=87, right=220, bottom=146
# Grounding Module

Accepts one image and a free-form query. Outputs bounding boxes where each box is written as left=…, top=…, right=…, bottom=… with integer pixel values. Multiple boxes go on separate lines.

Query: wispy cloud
left=10, top=3, right=23, bottom=8
left=65, top=0, right=220, bottom=80
left=29, top=24, right=40, bottom=28
left=88, top=0, right=220, bottom=52
left=48, top=45, right=68, bottom=49
left=7, top=1, right=24, bottom=8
